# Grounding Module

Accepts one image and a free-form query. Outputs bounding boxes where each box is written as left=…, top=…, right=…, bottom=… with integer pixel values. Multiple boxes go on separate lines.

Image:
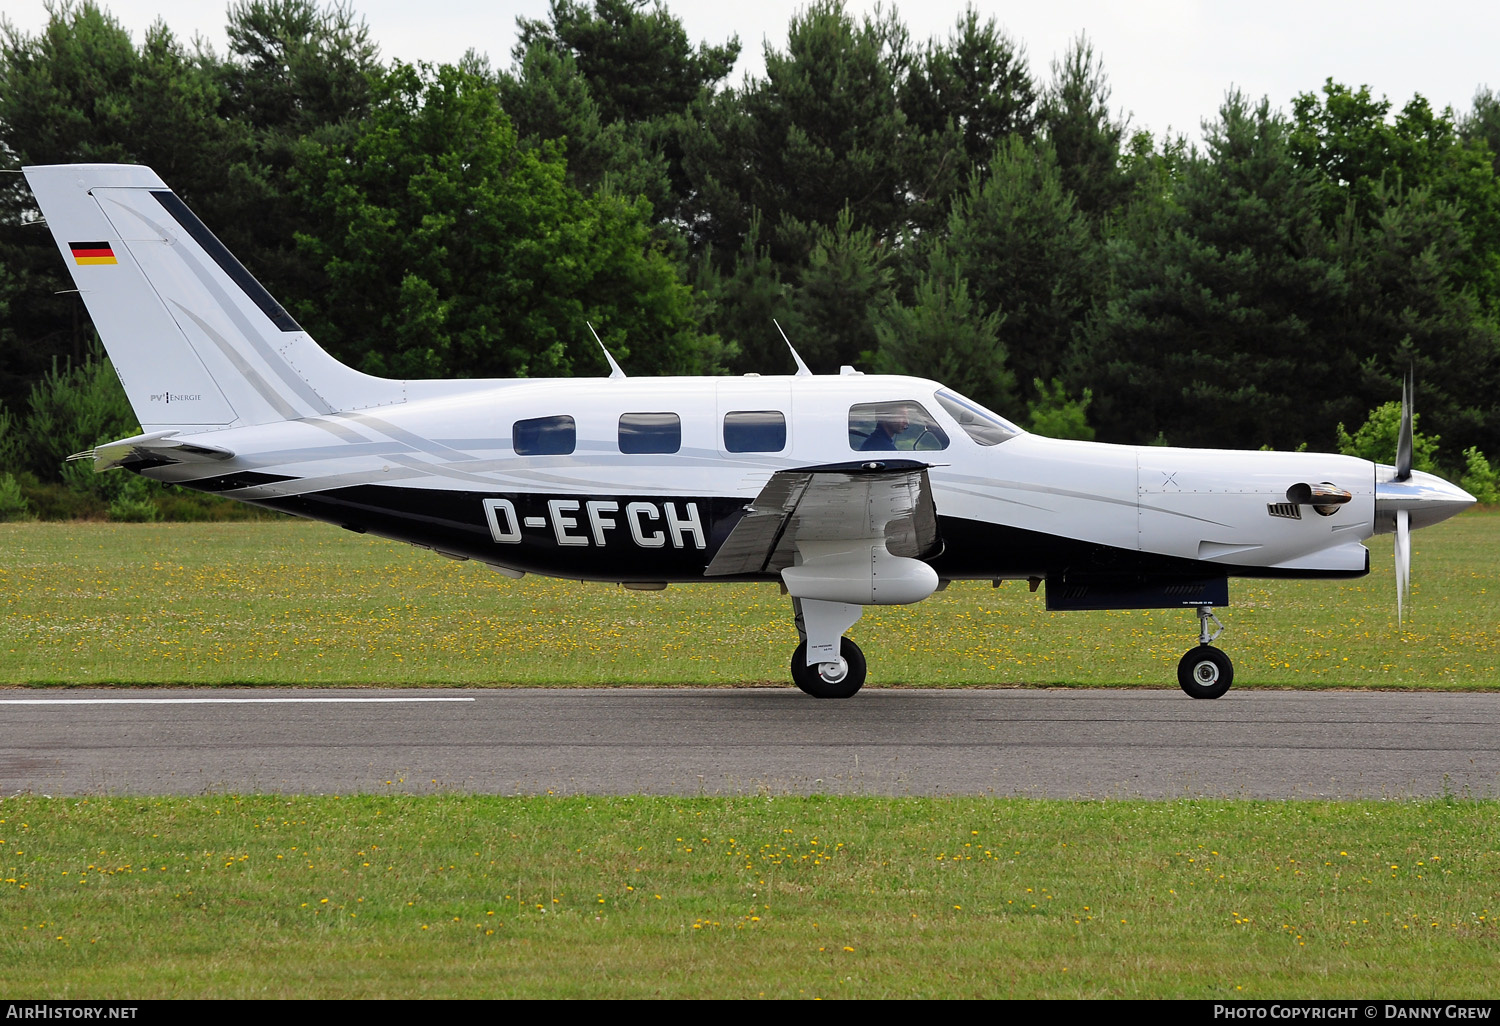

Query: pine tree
left=514, top=0, right=738, bottom=126
left=1080, top=94, right=1350, bottom=448
left=681, top=0, right=917, bottom=266
left=873, top=244, right=1013, bottom=412
left=898, top=8, right=1037, bottom=223
left=787, top=206, right=896, bottom=371
left=944, top=136, right=1099, bottom=394
left=695, top=213, right=791, bottom=374
left=1040, top=35, right=1131, bottom=221
left=1460, top=87, right=1500, bottom=176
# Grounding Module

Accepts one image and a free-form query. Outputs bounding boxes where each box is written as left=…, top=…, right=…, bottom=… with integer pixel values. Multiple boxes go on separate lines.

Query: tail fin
left=23, top=163, right=401, bottom=432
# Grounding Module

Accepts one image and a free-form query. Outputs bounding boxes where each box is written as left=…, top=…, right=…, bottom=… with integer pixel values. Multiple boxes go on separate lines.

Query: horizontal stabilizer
left=78, top=430, right=236, bottom=472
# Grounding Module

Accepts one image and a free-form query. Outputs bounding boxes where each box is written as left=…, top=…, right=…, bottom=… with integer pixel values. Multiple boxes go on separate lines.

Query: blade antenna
left=774, top=319, right=812, bottom=377
left=588, top=321, right=626, bottom=380
left=1395, top=367, right=1413, bottom=482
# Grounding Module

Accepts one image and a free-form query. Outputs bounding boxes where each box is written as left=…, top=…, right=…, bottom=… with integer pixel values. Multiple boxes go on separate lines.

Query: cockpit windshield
left=933, top=389, right=1023, bottom=446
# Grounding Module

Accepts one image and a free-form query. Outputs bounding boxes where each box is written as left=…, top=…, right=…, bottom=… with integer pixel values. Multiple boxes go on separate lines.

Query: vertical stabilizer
left=23, top=163, right=403, bottom=432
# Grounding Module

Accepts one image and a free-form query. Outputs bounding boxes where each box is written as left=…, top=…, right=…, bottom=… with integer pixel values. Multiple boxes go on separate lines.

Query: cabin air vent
left=1267, top=502, right=1301, bottom=520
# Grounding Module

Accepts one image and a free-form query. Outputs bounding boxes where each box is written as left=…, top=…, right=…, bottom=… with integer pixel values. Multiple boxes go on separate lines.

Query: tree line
left=3, top=0, right=1499, bottom=519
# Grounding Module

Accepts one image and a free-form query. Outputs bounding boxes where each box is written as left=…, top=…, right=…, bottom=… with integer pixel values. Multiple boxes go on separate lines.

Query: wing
left=704, top=459, right=941, bottom=577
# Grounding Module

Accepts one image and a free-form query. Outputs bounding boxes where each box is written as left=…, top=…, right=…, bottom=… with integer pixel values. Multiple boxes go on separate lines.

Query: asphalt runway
left=0, top=687, right=1496, bottom=799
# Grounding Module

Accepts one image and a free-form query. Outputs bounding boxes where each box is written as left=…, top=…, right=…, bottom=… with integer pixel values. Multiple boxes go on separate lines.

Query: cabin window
left=848, top=401, right=949, bottom=452
left=513, top=415, right=576, bottom=455
left=619, top=412, right=681, bottom=454
left=723, top=410, right=787, bottom=453
left=933, top=389, right=1022, bottom=446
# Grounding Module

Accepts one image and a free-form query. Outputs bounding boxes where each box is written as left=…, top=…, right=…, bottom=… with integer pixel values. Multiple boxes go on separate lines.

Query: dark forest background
left=3, top=0, right=1500, bottom=519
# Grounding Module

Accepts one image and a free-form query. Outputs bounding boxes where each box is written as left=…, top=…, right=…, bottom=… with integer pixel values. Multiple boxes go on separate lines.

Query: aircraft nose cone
left=1373, top=466, right=1476, bottom=532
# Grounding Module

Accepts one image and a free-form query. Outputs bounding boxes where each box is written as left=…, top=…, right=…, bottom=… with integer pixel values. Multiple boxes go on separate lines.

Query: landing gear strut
left=1178, top=605, right=1233, bottom=699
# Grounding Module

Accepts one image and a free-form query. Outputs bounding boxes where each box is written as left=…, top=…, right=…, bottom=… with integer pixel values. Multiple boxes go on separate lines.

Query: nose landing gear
left=1178, top=605, right=1233, bottom=699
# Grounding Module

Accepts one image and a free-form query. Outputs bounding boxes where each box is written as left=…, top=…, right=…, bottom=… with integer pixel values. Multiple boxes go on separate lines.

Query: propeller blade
left=1395, top=369, right=1414, bottom=482
left=1394, top=508, right=1411, bottom=625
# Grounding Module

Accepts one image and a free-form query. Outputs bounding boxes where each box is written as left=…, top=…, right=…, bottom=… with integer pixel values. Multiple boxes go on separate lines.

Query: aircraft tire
left=1178, top=644, right=1233, bottom=699
left=791, top=638, right=867, bottom=699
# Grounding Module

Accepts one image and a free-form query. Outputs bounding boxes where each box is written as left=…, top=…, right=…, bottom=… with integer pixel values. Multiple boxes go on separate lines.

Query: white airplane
left=23, top=163, right=1477, bottom=698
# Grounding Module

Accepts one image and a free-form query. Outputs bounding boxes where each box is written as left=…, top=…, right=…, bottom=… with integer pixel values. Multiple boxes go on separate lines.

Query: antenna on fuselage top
left=774, top=319, right=812, bottom=377
left=587, top=321, right=626, bottom=379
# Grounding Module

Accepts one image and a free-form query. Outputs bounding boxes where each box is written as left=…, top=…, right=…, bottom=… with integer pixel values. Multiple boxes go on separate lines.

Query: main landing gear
left=790, top=598, right=868, bottom=698
left=791, top=638, right=867, bottom=699
left=1178, top=605, right=1233, bottom=699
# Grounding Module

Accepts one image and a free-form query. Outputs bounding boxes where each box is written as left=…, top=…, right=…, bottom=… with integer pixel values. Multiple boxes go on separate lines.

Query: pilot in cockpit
left=860, top=408, right=910, bottom=450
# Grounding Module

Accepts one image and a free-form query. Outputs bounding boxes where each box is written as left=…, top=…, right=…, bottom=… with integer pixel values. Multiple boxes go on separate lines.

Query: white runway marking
left=0, top=697, right=476, bottom=705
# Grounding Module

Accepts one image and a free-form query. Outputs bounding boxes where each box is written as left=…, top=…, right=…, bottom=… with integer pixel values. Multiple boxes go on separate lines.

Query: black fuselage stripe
left=179, top=480, right=1369, bottom=587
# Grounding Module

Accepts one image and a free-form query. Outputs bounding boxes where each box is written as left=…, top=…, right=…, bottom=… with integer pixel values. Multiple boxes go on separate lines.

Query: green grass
left=3, top=520, right=1498, bottom=998
left=0, top=795, right=1493, bottom=999
left=1, top=513, right=1498, bottom=688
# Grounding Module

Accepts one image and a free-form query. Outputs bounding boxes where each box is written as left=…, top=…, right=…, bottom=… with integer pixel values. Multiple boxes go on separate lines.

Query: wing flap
left=705, top=460, right=941, bottom=577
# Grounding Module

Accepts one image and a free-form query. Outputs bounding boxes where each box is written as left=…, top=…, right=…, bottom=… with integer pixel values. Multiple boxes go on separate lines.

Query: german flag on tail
left=70, top=241, right=117, bottom=265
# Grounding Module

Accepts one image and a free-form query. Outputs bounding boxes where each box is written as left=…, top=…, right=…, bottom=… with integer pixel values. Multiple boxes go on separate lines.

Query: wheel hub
left=817, top=658, right=848, bottom=684
left=1192, top=660, right=1220, bottom=686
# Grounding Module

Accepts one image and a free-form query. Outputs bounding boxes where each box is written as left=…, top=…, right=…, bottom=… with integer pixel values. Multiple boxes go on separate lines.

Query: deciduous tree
left=292, top=61, right=722, bottom=380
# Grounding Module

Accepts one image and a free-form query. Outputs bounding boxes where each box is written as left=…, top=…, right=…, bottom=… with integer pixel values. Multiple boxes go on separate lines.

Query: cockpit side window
left=848, top=401, right=949, bottom=452
left=934, top=389, right=1022, bottom=446
left=513, top=415, right=576, bottom=455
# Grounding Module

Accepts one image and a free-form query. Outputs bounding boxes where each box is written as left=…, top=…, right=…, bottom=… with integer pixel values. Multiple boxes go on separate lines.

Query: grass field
left=0, top=795, right=1495, bottom=999
left=2, top=517, right=1497, bottom=998
left=1, top=513, right=1498, bottom=688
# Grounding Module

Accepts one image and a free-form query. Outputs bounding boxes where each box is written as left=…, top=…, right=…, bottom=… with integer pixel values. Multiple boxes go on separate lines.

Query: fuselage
left=135, top=372, right=1410, bottom=586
